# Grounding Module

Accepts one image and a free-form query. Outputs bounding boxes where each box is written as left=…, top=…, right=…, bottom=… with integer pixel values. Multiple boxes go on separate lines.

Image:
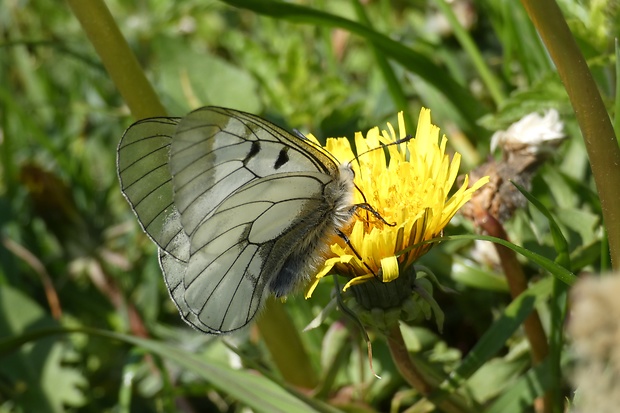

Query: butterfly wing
left=118, top=107, right=349, bottom=334
left=117, top=117, right=189, bottom=263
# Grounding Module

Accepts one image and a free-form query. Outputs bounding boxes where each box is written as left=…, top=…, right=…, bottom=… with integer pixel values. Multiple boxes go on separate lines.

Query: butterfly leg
left=352, top=203, right=397, bottom=227
left=335, top=229, right=380, bottom=279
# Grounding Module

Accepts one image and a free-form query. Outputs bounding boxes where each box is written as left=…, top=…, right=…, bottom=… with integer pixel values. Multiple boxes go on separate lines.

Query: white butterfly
left=117, top=107, right=357, bottom=334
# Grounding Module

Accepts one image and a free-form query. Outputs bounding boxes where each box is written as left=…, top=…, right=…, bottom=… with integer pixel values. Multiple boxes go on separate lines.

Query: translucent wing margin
left=117, top=117, right=188, bottom=262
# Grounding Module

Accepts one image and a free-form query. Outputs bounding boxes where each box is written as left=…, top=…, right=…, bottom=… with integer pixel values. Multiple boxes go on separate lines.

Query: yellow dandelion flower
left=306, top=109, right=488, bottom=326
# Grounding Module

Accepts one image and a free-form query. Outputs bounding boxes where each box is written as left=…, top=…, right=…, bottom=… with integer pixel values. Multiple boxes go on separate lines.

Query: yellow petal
left=380, top=256, right=400, bottom=282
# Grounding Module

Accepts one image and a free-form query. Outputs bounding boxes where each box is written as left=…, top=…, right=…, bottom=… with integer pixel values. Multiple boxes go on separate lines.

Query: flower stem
left=67, top=0, right=167, bottom=119
left=387, top=324, right=432, bottom=394
left=479, top=212, right=552, bottom=413
left=386, top=324, right=473, bottom=413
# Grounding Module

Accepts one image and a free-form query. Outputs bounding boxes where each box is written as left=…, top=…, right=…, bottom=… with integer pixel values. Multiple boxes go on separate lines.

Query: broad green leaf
left=468, top=357, right=529, bottom=403
left=154, top=37, right=261, bottom=114
left=451, top=258, right=509, bottom=292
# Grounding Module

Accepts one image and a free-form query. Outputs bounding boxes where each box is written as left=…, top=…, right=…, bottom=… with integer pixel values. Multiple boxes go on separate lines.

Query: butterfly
left=117, top=106, right=359, bottom=334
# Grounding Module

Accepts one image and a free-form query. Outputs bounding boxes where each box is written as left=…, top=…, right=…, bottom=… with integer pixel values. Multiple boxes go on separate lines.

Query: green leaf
left=0, top=286, right=86, bottom=412
left=154, top=37, right=261, bottom=114
left=220, top=0, right=487, bottom=127
left=0, top=325, right=327, bottom=413
left=433, top=277, right=553, bottom=396
left=555, top=207, right=600, bottom=247
left=432, top=234, right=578, bottom=286
left=484, top=358, right=552, bottom=413
left=468, top=356, right=529, bottom=403
left=451, top=258, right=509, bottom=292
left=513, top=182, right=570, bottom=269
left=477, top=73, right=570, bottom=130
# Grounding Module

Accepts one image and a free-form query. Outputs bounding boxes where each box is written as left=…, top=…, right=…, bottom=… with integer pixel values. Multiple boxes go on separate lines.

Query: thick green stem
left=256, top=299, right=319, bottom=389
left=67, top=0, right=166, bottom=119
left=521, top=0, right=620, bottom=270
left=387, top=324, right=432, bottom=394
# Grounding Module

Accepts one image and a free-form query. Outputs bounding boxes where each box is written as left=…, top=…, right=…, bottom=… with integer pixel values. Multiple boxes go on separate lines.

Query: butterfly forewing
left=169, top=107, right=340, bottom=239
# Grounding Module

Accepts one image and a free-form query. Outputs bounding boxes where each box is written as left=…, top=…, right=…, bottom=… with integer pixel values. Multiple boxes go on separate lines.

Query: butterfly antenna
left=353, top=134, right=413, bottom=163
left=351, top=180, right=372, bottom=229
left=351, top=178, right=396, bottom=230
left=354, top=203, right=397, bottom=227
left=292, top=128, right=307, bottom=140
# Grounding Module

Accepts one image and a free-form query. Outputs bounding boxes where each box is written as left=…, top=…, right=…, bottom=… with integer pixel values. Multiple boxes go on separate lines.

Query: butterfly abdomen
left=269, top=164, right=356, bottom=297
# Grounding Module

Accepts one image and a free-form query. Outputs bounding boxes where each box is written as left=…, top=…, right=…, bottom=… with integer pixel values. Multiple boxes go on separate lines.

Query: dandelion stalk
left=386, top=324, right=431, bottom=394
left=387, top=325, right=473, bottom=413
left=478, top=212, right=552, bottom=413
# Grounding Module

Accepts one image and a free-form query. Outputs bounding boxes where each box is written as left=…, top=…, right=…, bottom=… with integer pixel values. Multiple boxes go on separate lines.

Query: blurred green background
left=1, top=0, right=617, bottom=412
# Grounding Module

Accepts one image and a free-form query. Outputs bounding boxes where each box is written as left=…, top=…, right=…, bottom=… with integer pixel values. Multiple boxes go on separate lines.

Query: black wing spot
left=244, top=141, right=261, bottom=165
left=274, top=147, right=290, bottom=169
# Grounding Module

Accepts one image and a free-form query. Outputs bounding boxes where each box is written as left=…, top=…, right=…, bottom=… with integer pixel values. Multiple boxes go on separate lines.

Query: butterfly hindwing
left=180, top=172, right=334, bottom=333
left=159, top=249, right=214, bottom=333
